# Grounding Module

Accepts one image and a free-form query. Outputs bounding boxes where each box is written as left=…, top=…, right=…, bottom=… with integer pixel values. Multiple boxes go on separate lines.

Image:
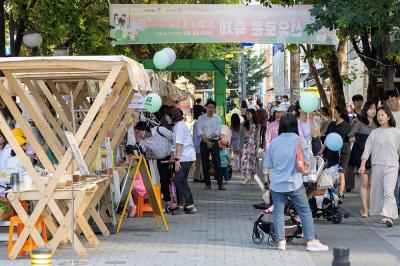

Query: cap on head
left=15, top=136, right=27, bottom=145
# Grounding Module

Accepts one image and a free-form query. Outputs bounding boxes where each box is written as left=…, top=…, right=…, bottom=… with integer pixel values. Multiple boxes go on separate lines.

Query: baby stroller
left=251, top=156, right=325, bottom=246
left=252, top=202, right=306, bottom=246
left=308, top=164, right=348, bottom=224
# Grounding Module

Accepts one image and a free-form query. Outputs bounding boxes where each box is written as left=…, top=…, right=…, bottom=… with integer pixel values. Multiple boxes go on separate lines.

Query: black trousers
left=157, top=157, right=172, bottom=202
left=174, top=161, right=194, bottom=206
left=200, top=141, right=223, bottom=186
left=260, top=126, right=266, bottom=148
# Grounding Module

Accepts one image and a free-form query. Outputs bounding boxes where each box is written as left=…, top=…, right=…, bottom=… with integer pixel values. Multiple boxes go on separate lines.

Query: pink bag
left=132, top=172, right=146, bottom=197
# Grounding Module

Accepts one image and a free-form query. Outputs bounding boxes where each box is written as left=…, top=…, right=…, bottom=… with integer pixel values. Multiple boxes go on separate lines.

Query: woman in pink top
left=265, top=106, right=286, bottom=151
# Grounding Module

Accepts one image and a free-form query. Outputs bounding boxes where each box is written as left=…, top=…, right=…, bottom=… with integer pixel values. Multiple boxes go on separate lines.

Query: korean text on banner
left=109, top=4, right=335, bottom=45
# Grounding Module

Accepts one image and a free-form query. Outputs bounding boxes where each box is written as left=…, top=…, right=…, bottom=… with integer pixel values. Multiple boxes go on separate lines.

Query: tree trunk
left=0, top=0, right=5, bottom=57
left=308, top=58, right=329, bottom=107
left=289, top=46, right=300, bottom=104
left=323, top=46, right=346, bottom=107
left=380, top=34, right=395, bottom=92
left=368, top=74, right=381, bottom=105
left=300, top=44, right=329, bottom=108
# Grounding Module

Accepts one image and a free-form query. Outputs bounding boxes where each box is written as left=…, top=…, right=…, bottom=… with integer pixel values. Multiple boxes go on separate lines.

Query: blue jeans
left=271, top=185, right=315, bottom=241
left=221, top=167, right=230, bottom=181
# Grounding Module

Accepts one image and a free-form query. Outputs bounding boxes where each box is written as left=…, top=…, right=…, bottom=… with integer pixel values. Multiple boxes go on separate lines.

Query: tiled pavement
left=0, top=174, right=400, bottom=266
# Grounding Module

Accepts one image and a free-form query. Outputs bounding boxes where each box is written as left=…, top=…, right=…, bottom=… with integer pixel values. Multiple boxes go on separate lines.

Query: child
left=219, top=139, right=231, bottom=181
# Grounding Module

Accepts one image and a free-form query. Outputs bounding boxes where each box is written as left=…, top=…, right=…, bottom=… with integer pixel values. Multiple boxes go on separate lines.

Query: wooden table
left=7, top=181, right=100, bottom=258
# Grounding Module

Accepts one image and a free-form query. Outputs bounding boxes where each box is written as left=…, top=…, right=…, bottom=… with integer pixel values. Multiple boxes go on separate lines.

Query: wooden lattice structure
left=0, top=56, right=151, bottom=259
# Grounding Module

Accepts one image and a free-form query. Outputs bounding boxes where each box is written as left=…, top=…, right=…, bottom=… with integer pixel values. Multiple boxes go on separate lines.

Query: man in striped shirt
left=135, top=121, right=174, bottom=208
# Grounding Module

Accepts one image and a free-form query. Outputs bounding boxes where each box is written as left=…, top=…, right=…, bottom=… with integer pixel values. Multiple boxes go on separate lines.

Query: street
left=1, top=174, right=399, bottom=266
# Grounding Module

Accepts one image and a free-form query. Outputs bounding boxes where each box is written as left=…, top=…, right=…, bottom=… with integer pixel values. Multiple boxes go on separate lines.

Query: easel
left=116, top=156, right=168, bottom=233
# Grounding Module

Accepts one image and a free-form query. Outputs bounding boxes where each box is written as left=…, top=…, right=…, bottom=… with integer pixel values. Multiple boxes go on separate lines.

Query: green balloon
left=153, top=51, right=170, bottom=70
left=144, top=93, right=162, bottom=113
left=299, top=92, right=319, bottom=113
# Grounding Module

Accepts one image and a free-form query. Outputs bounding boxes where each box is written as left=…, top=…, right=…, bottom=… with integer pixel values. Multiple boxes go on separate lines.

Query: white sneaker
left=306, top=240, right=329, bottom=252
left=277, top=240, right=286, bottom=251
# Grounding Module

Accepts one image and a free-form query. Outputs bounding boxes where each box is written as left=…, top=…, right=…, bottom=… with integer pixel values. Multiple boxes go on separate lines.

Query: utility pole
left=239, top=53, right=247, bottom=102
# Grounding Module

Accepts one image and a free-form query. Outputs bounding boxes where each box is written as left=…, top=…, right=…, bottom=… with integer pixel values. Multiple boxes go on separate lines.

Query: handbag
left=296, top=137, right=305, bottom=173
left=318, top=165, right=338, bottom=189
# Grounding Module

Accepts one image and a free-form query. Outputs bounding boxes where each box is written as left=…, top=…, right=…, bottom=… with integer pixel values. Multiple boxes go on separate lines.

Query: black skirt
left=348, top=133, right=371, bottom=169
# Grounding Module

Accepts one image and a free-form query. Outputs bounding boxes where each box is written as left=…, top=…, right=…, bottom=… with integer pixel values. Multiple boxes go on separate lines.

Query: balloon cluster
left=153, top=47, right=176, bottom=70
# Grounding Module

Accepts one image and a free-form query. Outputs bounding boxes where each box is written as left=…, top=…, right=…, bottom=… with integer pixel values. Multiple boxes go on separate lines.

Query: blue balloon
left=325, top=133, right=343, bottom=151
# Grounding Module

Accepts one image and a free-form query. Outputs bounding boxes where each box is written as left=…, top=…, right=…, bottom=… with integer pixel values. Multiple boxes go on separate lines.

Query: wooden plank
left=48, top=192, right=88, bottom=258
left=22, top=79, right=68, bottom=147
left=80, top=70, right=128, bottom=165
left=0, top=82, right=55, bottom=171
left=3, top=71, right=65, bottom=162
left=74, top=64, right=122, bottom=143
left=54, top=83, right=73, bottom=121
left=111, top=109, right=135, bottom=151
left=85, top=85, right=133, bottom=166
left=73, top=81, right=85, bottom=103
left=36, top=80, right=73, bottom=132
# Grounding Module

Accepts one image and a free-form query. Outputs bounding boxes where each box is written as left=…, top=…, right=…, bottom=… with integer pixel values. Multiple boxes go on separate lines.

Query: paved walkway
left=0, top=174, right=400, bottom=265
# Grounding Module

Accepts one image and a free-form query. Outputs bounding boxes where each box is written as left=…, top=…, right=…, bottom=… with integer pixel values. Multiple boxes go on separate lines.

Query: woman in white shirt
left=359, top=105, right=400, bottom=227
left=165, top=107, right=197, bottom=215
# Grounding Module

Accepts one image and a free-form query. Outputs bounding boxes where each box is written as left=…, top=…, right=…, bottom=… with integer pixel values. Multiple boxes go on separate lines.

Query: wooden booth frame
left=0, top=56, right=155, bottom=259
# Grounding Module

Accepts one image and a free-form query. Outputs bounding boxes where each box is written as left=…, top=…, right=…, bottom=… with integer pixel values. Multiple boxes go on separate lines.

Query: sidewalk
left=0, top=174, right=399, bottom=265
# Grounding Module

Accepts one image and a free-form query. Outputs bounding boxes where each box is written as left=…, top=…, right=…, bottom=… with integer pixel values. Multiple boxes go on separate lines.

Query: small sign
left=128, top=92, right=145, bottom=109
left=65, top=131, right=90, bottom=175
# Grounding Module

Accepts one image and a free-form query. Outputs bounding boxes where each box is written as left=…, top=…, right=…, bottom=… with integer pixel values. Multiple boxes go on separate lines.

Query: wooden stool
left=8, top=216, right=48, bottom=258
left=134, top=185, right=161, bottom=218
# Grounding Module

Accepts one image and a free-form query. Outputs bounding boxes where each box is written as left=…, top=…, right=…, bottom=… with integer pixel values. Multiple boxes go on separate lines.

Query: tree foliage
left=226, top=48, right=270, bottom=97
left=306, top=0, right=400, bottom=102
left=1, top=0, right=241, bottom=67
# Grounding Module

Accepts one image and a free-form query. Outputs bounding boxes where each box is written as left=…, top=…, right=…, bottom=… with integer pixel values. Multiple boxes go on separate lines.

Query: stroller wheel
left=252, top=231, right=264, bottom=244
left=332, top=210, right=343, bottom=224
left=268, top=235, right=279, bottom=246
left=285, top=237, right=293, bottom=243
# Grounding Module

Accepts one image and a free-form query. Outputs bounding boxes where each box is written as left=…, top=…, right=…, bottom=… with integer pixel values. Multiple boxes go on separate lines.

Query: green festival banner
left=109, top=4, right=335, bottom=45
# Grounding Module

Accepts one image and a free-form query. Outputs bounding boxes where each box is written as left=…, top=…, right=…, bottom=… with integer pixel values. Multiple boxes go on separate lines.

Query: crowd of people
left=130, top=90, right=400, bottom=252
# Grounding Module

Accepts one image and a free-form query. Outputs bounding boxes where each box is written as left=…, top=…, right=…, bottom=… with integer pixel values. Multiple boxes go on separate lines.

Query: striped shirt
left=138, top=126, right=173, bottom=159
left=196, top=113, right=222, bottom=138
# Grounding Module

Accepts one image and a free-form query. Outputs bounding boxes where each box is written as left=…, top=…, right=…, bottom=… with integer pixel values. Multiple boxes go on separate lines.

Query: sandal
left=379, top=218, right=388, bottom=224
left=360, top=212, right=369, bottom=218
left=385, top=218, right=393, bottom=227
